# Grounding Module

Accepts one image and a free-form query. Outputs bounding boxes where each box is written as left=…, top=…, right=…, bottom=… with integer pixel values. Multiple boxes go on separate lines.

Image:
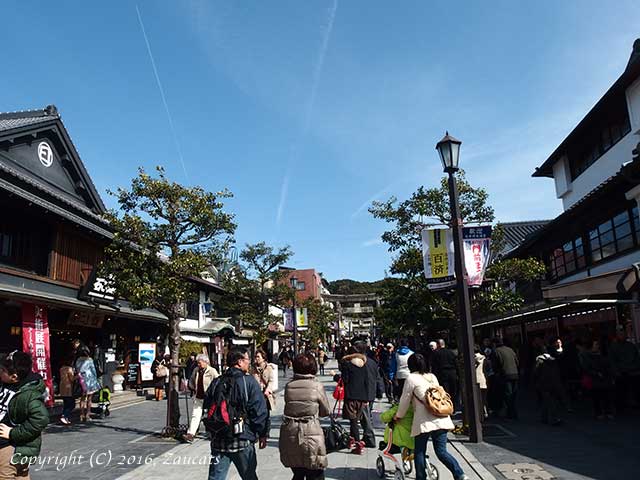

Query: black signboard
left=127, top=363, right=140, bottom=383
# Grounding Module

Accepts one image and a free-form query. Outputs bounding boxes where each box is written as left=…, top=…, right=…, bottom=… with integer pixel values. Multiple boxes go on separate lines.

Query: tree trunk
left=167, top=306, right=182, bottom=429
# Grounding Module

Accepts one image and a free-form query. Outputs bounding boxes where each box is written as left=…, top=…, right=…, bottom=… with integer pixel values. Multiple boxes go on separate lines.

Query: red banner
left=21, top=303, right=54, bottom=407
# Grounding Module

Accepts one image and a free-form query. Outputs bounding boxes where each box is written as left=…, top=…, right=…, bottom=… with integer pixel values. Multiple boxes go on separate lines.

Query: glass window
left=613, top=211, right=629, bottom=227
left=601, top=128, right=612, bottom=150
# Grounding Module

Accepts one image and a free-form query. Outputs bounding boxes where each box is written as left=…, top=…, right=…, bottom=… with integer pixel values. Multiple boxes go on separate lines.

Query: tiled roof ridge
left=498, top=220, right=551, bottom=226
left=0, top=105, right=58, bottom=120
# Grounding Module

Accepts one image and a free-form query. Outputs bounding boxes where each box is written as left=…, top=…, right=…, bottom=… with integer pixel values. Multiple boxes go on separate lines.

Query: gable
left=0, top=120, right=105, bottom=215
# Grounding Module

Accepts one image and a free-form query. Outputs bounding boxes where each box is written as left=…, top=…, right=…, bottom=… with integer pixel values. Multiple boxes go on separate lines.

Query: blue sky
left=1, top=1, right=639, bottom=281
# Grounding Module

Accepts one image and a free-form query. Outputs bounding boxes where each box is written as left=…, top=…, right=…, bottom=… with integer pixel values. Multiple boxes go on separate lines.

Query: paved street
left=36, top=360, right=488, bottom=480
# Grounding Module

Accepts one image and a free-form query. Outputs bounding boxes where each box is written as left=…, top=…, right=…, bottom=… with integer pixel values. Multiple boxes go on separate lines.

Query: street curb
left=449, top=440, right=498, bottom=480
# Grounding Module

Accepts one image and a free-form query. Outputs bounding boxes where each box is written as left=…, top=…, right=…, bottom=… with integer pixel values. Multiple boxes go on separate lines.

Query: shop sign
left=138, top=343, right=156, bottom=382
left=295, top=308, right=308, bottom=327
left=284, top=309, right=294, bottom=332
left=21, top=303, right=54, bottom=407
left=68, top=311, right=104, bottom=328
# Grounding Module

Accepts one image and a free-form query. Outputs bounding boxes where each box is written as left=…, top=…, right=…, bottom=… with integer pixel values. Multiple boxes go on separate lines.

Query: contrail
left=136, top=4, right=189, bottom=182
left=276, top=0, right=338, bottom=228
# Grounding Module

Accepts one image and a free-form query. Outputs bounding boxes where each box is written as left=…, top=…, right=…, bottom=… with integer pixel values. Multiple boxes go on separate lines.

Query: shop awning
left=0, top=272, right=167, bottom=323
left=180, top=319, right=236, bottom=336
left=542, top=268, right=629, bottom=300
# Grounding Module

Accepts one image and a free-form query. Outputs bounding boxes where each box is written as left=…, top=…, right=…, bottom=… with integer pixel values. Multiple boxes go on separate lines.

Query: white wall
left=560, top=131, right=638, bottom=210
left=626, top=77, right=640, bottom=132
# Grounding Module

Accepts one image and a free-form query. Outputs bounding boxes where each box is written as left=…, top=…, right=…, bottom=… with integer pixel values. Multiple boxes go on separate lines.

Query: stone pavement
left=456, top=386, right=640, bottom=480
left=114, top=360, right=489, bottom=480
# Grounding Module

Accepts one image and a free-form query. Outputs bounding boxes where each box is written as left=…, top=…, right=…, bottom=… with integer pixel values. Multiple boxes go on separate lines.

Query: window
left=570, top=109, right=632, bottom=180
left=296, top=281, right=306, bottom=291
left=549, top=236, right=585, bottom=279
left=589, top=209, right=635, bottom=263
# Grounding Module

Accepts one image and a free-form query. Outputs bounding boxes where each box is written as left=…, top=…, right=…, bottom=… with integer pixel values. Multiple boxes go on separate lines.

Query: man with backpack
left=204, top=348, right=268, bottom=480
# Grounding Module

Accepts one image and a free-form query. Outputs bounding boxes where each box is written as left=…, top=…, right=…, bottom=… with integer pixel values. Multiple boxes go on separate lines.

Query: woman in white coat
left=394, top=354, right=468, bottom=480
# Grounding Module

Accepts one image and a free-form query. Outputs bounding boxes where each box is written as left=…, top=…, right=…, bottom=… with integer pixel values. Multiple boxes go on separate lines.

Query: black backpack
left=203, top=372, right=247, bottom=440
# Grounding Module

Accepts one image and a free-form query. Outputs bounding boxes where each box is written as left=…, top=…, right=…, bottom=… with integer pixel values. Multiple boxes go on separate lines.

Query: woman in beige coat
left=394, top=353, right=468, bottom=480
left=279, top=353, right=331, bottom=480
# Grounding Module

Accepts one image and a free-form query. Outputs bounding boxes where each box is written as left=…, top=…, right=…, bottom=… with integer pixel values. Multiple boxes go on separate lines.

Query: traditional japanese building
left=473, top=39, right=640, bottom=350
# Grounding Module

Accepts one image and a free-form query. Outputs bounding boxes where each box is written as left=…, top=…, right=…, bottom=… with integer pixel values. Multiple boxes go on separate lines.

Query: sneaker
left=352, top=441, right=365, bottom=455
left=182, top=433, right=194, bottom=443
left=60, top=417, right=71, bottom=425
left=456, top=475, right=470, bottom=480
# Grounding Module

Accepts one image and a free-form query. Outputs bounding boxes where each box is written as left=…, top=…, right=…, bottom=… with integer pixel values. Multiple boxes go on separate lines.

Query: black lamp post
left=290, top=276, right=299, bottom=356
left=435, top=132, right=483, bottom=443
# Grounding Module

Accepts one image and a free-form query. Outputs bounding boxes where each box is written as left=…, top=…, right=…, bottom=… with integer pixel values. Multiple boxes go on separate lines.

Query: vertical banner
left=284, top=309, right=295, bottom=332
left=421, top=227, right=456, bottom=290
left=463, top=226, right=492, bottom=287
left=21, top=304, right=54, bottom=407
left=138, top=343, right=156, bottom=382
left=295, top=308, right=309, bottom=328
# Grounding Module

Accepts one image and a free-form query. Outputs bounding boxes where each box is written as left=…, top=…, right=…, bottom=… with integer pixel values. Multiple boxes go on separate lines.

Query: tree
left=219, top=242, right=293, bottom=339
left=100, top=167, right=235, bottom=425
left=369, top=171, right=546, bottom=334
left=302, top=298, right=335, bottom=346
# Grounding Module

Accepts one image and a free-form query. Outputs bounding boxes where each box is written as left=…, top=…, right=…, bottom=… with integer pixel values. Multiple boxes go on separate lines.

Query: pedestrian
left=59, top=355, right=76, bottom=425
left=494, top=338, right=519, bottom=419
left=579, top=339, right=615, bottom=419
left=474, top=347, right=488, bottom=419
left=279, top=353, right=331, bottom=480
left=430, top=339, right=459, bottom=410
left=251, top=349, right=276, bottom=436
left=183, top=354, right=219, bottom=443
left=204, top=347, right=268, bottom=480
left=380, top=343, right=396, bottom=403
left=340, top=341, right=377, bottom=453
left=280, top=347, right=292, bottom=377
left=75, top=346, right=101, bottom=422
left=533, top=345, right=564, bottom=425
left=394, top=340, right=414, bottom=400
left=185, top=353, right=197, bottom=382
left=151, top=352, right=168, bottom=401
left=317, top=348, right=326, bottom=376
left=609, top=326, right=640, bottom=412
left=394, top=354, right=468, bottom=480
left=0, top=351, right=49, bottom=479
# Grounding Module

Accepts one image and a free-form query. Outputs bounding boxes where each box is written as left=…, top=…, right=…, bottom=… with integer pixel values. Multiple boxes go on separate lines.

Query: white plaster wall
left=562, top=132, right=639, bottom=210
left=553, top=156, right=572, bottom=198
left=626, top=77, right=640, bottom=132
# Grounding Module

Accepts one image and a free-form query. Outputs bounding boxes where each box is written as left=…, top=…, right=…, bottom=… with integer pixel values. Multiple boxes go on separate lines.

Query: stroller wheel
left=428, top=463, right=439, bottom=480
left=376, top=456, right=386, bottom=478
left=393, top=468, right=405, bottom=480
left=401, top=448, right=412, bottom=474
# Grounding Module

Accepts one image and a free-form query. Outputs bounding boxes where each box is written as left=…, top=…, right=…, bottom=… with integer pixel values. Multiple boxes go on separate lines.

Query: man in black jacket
left=431, top=339, right=459, bottom=410
left=340, top=341, right=377, bottom=452
left=204, top=348, right=268, bottom=480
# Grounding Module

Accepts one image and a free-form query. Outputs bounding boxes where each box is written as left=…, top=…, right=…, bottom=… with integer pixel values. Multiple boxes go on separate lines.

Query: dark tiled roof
left=0, top=105, right=59, bottom=132
left=500, top=220, right=550, bottom=253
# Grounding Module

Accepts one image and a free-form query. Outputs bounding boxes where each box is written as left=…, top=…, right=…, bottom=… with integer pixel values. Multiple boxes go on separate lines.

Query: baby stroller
left=376, top=420, right=439, bottom=480
left=97, top=387, right=111, bottom=419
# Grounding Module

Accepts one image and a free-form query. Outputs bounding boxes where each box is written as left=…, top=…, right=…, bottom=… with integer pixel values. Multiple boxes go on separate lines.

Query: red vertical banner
left=21, top=303, right=54, bottom=407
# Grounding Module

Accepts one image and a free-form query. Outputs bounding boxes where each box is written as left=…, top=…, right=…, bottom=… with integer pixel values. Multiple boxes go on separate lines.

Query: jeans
left=503, top=379, right=518, bottom=419
left=62, top=397, right=75, bottom=418
left=291, top=467, right=325, bottom=480
left=349, top=403, right=375, bottom=446
left=208, top=444, right=257, bottom=480
left=414, top=430, right=464, bottom=480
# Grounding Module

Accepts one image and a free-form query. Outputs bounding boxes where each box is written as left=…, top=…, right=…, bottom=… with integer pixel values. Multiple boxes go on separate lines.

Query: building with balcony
left=473, top=39, right=640, bottom=349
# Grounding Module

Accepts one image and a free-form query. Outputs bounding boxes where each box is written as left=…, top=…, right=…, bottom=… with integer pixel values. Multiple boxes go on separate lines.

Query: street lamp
left=435, top=132, right=483, bottom=443
left=290, top=276, right=299, bottom=356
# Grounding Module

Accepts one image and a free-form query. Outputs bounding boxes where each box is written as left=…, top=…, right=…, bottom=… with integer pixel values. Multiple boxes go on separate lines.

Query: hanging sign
left=463, top=226, right=492, bottom=287
left=21, top=303, right=54, bottom=407
left=284, top=309, right=295, bottom=332
left=421, top=227, right=456, bottom=290
left=295, top=308, right=309, bottom=328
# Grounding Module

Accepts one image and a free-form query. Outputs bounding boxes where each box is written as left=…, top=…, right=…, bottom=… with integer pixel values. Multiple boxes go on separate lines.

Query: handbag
left=156, top=364, right=169, bottom=378
left=72, top=376, right=83, bottom=398
left=332, top=378, right=344, bottom=400
left=414, top=384, right=454, bottom=418
left=323, top=401, right=350, bottom=453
